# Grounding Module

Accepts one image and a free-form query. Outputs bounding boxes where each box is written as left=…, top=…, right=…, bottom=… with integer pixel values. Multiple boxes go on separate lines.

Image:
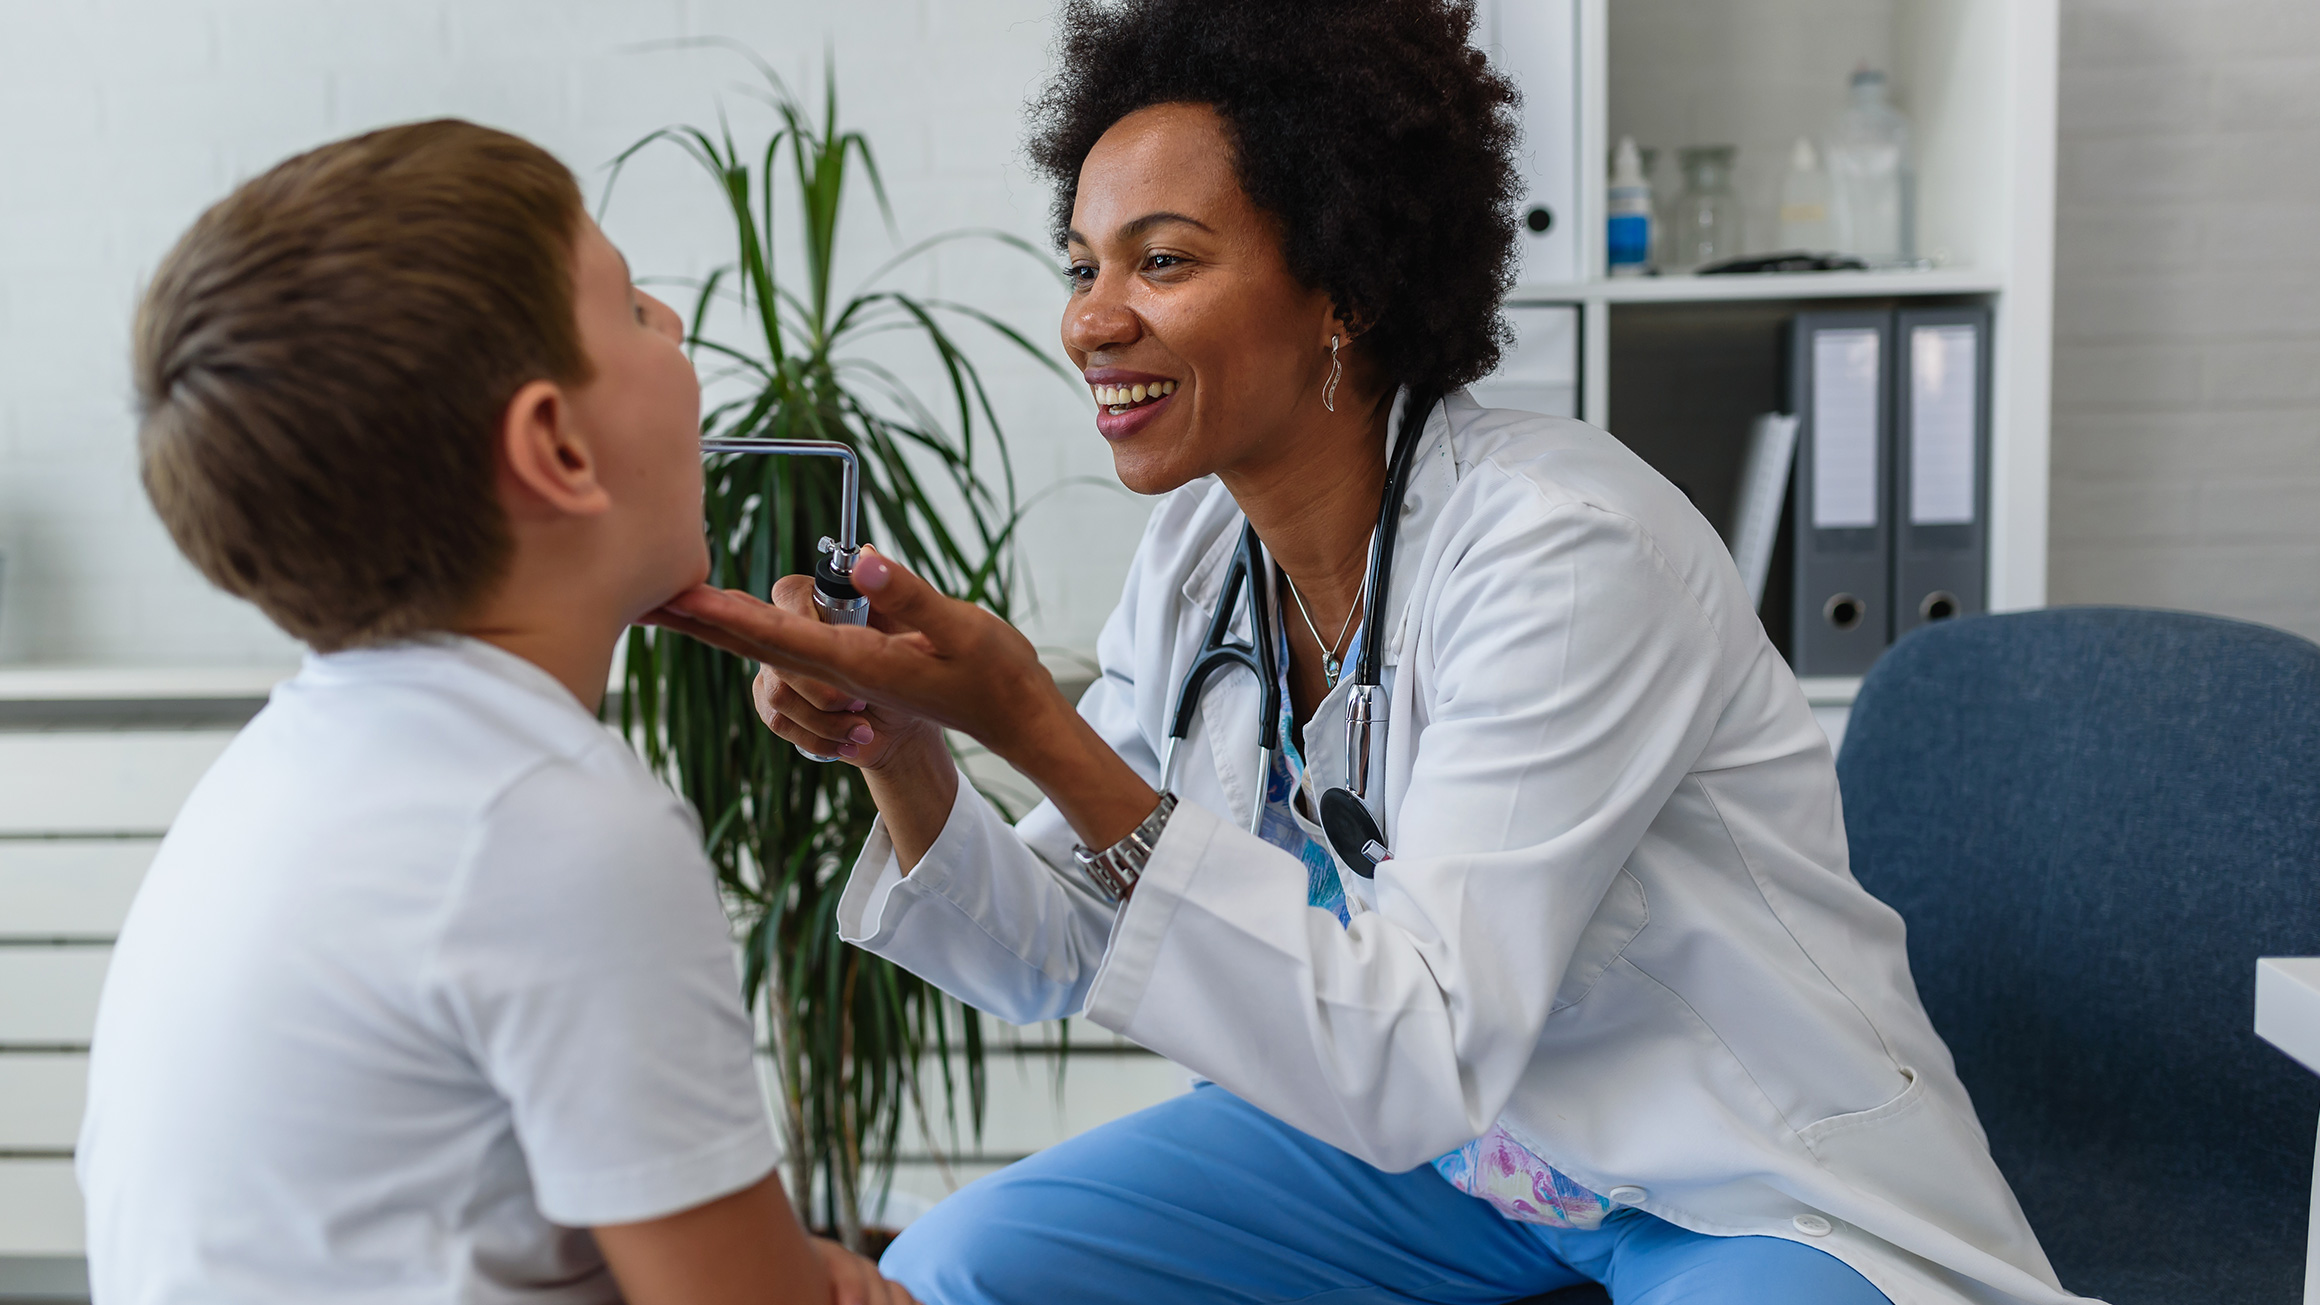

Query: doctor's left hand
left=649, top=552, right=1068, bottom=767
left=650, top=552, right=1161, bottom=857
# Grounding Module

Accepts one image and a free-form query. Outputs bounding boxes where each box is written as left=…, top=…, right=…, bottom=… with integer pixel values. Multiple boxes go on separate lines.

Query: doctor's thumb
left=851, top=549, right=898, bottom=594
left=852, top=550, right=937, bottom=621
left=852, top=549, right=976, bottom=646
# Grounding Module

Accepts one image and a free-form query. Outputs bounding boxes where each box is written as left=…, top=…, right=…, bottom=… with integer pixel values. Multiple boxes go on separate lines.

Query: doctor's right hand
left=746, top=567, right=948, bottom=774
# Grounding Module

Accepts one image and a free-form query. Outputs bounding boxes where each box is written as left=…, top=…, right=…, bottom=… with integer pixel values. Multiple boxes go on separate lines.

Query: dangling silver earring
left=1322, top=335, right=1342, bottom=413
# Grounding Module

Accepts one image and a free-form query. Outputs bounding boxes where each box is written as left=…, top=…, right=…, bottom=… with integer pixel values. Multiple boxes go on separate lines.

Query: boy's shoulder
left=171, top=636, right=689, bottom=892
left=265, top=636, right=649, bottom=802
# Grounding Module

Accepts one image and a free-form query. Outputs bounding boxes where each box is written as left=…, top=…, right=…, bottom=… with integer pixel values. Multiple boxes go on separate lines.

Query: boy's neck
left=459, top=619, right=621, bottom=714
left=454, top=560, right=632, bottom=714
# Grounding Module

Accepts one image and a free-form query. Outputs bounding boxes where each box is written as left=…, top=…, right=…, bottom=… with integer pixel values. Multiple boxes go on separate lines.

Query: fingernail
left=854, top=553, right=891, bottom=591
left=838, top=743, right=860, bottom=759
left=848, top=699, right=868, bottom=712
left=849, top=725, right=875, bottom=745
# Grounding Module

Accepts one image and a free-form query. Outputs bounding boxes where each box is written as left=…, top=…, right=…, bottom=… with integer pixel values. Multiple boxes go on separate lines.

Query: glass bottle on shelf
left=1640, top=146, right=1677, bottom=271
left=1827, top=68, right=1914, bottom=265
left=1669, top=145, right=1742, bottom=273
left=1778, top=136, right=1833, bottom=252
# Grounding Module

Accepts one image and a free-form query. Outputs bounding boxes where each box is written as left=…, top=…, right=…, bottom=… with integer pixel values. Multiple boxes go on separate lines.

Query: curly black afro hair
left=1026, top=0, right=1524, bottom=394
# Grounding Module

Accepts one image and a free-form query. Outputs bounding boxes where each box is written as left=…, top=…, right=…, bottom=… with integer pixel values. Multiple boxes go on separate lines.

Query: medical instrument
left=700, top=438, right=869, bottom=628
left=1158, top=390, right=1439, bottom=878
left=701, top=438, right=868, bottom=764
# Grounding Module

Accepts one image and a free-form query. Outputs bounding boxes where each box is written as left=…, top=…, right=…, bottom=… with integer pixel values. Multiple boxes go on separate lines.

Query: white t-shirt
left=78, top=636, right=779, bottom=1304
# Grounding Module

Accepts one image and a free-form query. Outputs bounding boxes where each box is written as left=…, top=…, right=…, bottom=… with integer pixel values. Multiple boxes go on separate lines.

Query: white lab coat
left=837, top=392, right=2089, bottom=1305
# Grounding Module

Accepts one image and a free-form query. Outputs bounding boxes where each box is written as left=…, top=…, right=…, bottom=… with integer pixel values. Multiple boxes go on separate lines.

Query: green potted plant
left=606, top=50, right=1069, bottom=1252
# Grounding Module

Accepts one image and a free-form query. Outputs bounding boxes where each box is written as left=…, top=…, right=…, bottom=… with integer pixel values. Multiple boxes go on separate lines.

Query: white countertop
left=0, top=665, right=296, bottom=703
left=1796, top=676, right=1861, bottom=708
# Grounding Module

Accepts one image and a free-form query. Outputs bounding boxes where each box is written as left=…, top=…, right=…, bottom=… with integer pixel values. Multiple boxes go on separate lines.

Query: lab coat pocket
left=1796, top=1066, right=2049, bottom=1272
left=1551, top=868, right=1648, bottom=1013
left=1797, top=1065, right=1926, bottom=1156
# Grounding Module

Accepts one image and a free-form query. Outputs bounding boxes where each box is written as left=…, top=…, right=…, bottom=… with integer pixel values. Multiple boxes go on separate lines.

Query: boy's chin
left=628, top=556, right=713, bottom=625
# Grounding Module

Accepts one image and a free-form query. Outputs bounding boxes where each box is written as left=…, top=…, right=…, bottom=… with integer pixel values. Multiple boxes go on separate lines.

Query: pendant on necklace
left=1323, top=655, right=1341, bottom=688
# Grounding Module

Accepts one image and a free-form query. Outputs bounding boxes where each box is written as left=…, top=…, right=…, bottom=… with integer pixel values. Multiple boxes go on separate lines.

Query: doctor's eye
left=1065, top=262, right=1097, bottom=287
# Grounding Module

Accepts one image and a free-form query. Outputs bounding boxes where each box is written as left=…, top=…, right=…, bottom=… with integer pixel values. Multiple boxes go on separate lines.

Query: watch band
left=1073, top=791, right=1178, bottom=903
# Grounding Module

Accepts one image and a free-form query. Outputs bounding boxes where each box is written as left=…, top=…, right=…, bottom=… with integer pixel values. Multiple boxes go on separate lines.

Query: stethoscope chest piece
left=1320, top=787, right=1391, bottom=878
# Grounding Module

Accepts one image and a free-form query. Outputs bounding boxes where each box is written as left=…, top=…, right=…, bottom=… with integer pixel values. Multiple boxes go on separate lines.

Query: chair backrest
left=1837, top=607, right=2320, bottom=1301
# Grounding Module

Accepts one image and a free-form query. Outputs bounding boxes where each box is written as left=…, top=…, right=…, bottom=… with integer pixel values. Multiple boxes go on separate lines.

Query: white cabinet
left=1471, top=303, right=1581, bottom=418
left=0, top=730, right=217, bottom=1262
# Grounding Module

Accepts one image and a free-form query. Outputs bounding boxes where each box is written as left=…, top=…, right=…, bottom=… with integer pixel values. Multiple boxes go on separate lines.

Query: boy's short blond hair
left=134, top=119, right=592, bottom=651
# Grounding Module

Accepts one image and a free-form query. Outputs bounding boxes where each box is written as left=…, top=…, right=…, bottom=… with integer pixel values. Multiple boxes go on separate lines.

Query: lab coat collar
left=1373, top=388, right=1461, bottom=673
left=1177, top=485, right=1245, bottom=615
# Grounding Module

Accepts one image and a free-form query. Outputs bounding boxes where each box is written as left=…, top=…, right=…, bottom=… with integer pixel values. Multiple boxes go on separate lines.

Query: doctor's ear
left=496, top=378, right=612, bottom=520
left=1322, top=306, right=1372, bottom=350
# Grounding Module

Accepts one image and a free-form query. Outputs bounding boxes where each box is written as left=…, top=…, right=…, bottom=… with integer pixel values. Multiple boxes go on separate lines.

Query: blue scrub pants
left=884, top=1084, right=1891, bottom=1305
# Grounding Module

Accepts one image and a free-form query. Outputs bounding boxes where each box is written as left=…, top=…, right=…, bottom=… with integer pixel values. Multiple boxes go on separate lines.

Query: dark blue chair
left=1837, top=607, right=2320, bottom=1302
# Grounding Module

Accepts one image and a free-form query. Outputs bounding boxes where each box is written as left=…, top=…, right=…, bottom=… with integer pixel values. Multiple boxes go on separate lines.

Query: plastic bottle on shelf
left=1606, top=136, right=1653, bottom=278
left=1826, top=67, right=1914, bottom=265
left=1669, top=145, right=1742, bottom=273
left=1778, top=136, right=1833, bottom=252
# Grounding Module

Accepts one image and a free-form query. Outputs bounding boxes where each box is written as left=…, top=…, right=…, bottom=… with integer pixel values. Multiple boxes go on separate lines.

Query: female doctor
left=654, top=2, right=2083, bottom=1303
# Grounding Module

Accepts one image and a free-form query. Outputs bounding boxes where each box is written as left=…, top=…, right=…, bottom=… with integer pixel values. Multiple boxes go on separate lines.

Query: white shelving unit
left=1478, top=0, right=2058, bottom=705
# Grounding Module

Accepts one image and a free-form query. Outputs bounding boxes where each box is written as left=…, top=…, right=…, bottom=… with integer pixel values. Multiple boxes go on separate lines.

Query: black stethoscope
left=1157, top=389, right=1439, bottom=881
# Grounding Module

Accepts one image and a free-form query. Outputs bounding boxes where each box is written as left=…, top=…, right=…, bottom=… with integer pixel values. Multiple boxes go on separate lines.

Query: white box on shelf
left=1480, top=0, right=1580, bottom=287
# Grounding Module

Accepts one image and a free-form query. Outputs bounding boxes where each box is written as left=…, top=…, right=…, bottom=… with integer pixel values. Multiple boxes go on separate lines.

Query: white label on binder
left=1910, top=324, right=1979, bottom=525
left=1811, top=328, right=1881, bottom=529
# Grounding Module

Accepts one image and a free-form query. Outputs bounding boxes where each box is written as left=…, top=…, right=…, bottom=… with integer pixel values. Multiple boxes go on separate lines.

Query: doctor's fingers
left=754, top=662, right=864, bottom=721
left=761, top=675, right=874, bottom=748
left=810, top=1240, right=919, bottom=1305
left=661, top=584, right=995, bottom=733
left=765, top=709, right=877, bottom=768
left=656, top=585, right=882, bottom=684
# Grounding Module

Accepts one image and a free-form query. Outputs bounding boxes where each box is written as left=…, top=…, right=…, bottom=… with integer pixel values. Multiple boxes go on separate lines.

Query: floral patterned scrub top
left=1260, top=621, right=1615, bottom=1232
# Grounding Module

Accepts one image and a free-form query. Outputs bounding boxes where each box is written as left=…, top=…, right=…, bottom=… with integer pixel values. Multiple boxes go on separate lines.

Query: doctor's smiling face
left=1063, top=102, right=1367, bottom=495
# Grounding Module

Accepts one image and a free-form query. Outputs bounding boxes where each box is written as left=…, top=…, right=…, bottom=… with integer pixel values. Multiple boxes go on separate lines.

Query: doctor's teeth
left=1093, top=380, right=1177, bottom=408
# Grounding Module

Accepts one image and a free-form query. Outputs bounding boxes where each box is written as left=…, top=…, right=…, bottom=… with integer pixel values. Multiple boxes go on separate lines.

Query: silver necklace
left=1282, top=570, right=1363, bottom=689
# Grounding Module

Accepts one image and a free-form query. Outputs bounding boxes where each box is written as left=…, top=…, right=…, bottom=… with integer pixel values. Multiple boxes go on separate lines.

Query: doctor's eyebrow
left=1066, top=211, right=1216, bottom=247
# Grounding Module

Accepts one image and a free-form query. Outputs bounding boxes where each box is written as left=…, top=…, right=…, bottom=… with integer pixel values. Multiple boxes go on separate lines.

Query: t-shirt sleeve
left=432, top=750, right=779, bottom=1228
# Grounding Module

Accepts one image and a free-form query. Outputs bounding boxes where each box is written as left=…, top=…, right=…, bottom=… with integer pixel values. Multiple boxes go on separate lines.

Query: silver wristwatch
left=1073, top=791, right=1178, bottom=903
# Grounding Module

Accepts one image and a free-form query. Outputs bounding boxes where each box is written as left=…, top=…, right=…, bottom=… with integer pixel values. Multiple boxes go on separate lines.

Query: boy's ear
left=496, top=379, right=611, bottom=519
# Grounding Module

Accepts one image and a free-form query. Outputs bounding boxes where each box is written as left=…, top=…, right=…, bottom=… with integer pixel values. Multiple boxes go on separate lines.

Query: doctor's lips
left=1084, top=368, right=1179, bottom=441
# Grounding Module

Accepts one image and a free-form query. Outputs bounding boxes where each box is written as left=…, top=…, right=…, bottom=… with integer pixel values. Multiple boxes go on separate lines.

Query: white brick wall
left=0, top=0, right=1145, bottom=666
left=2049, top=0, right=2320, bottom=642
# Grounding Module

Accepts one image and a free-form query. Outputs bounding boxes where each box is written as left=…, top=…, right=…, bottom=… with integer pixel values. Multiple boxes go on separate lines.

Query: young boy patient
left=75, top=120, right=913, bottom=1305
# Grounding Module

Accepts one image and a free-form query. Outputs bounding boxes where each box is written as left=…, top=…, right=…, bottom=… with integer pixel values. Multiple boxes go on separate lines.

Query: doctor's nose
left=1062, top=274, right=1144, bottom=359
